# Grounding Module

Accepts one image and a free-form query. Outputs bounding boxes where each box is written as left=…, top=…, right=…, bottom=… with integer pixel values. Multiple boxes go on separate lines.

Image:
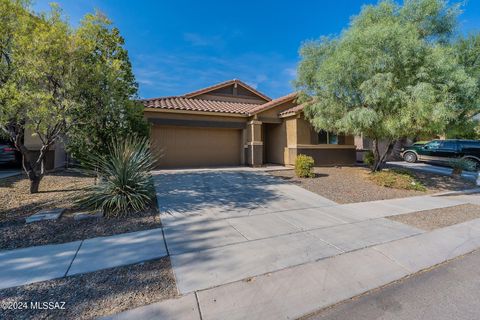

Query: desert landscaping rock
left=26, top=208, right=65, bottom=223
left=1, top=207, right=161, bottom=251
left=73, top=210, right=104, bottom=221
left=388, top=203, right=480, bottom=231
left=0, top=257, right=177, bottom=320
left=1, top=171, right=162, bottom=251
left=269, top=166, right=475, bottom=203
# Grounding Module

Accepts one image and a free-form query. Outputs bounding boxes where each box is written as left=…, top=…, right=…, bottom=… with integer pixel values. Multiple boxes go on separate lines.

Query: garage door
left=151, top=126, right=242, bottom=168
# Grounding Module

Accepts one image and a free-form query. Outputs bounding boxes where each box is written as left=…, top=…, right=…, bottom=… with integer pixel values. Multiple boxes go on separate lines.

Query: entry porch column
left=246, top=119, right=263, bottom=167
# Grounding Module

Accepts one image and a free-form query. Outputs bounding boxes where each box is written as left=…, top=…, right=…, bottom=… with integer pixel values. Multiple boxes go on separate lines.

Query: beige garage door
left=151, top=126, right=242, bottom=168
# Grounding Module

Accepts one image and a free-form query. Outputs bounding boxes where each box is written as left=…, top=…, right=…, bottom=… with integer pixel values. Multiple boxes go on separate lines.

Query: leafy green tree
left=67, top=12, right=149, bottom=159
left=296, top=0, right=479, bottom=171
left=446, top=34, right=480, bottom=138
left=0, top=2, right=147, bottom=193
left=0, top=1, right=79, bottom=193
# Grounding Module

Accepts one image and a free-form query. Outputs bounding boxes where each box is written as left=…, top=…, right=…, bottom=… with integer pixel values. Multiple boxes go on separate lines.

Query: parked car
left=401, top=139, right=480, bottom=169
left=0, top=143, right=20, bottom=166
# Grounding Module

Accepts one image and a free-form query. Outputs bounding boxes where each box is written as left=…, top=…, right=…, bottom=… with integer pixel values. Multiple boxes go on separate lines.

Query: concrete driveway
left=152, top=168, right=424, bottom=294
left=0, top=168, right=21, bottom=180
left=387, top=161, right=478, bottom=181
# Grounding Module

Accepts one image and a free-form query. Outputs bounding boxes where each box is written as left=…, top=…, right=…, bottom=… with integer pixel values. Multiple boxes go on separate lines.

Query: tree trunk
left=30, top=175, right=41, bottom=193
left=5, top=122, right=56, bottom=194
left=371, top=139, right=395, bottom=172
left=371, top=139, right=381, bottom=172
left=21, top=152, right=45, bottom=194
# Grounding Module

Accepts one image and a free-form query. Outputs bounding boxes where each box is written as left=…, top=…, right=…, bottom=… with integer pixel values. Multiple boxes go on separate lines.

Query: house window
left=318, top=130, right=338, bottom=145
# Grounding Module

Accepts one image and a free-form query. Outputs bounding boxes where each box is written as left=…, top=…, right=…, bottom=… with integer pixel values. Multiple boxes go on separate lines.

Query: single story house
left=22, top=128, right=66, bottom=170
left=141, top=79, right=356, bottom=168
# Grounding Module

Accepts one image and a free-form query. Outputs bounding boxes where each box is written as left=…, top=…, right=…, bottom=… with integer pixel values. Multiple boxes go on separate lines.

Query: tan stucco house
left=141, top=79, right=356, bottom=168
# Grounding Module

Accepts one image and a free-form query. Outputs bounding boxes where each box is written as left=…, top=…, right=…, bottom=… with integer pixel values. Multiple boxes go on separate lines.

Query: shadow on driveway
left=153, top=170, right=292, bottom=216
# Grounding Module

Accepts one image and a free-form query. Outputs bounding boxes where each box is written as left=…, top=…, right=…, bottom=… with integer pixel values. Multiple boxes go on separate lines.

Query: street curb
left=430, top=188, right=480, bottom=197
left=106, top=219, right=480, bottom=320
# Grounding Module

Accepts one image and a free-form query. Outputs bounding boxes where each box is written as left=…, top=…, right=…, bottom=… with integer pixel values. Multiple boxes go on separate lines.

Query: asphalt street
left=305, top=249, right=480, bottom=320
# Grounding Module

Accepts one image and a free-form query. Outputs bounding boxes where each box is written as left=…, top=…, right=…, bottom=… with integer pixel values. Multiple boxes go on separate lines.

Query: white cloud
left=132, top=51, right=297, bottom=99
left=283, top=67, right=297, bottom=78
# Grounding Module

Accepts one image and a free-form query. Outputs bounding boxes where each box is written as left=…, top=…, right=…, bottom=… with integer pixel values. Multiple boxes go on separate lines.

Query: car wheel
left=403, top=152, right=417, bottom=163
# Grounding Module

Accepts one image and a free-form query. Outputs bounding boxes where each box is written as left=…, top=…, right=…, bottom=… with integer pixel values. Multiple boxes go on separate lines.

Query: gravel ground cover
left=0, top=171, right=94, bottom=221
left=388, top=203, right=480, bottom=231
left=0, top=257, right=177, bottom=320
left=0, top=171, right=161, bottom=250
left=269, top=166, right=474, bottom=204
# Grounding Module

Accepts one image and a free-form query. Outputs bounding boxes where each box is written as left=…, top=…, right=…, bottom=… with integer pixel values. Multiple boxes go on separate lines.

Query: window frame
left=317, top=130, right=339, bottom=145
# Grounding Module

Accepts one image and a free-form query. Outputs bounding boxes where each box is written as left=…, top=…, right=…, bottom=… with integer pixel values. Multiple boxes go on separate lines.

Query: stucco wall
left=24, top=127, right=66, bottom=169
left=144, top=110, right=247, bottom=124
left=287, top=145, right=356, bottom=166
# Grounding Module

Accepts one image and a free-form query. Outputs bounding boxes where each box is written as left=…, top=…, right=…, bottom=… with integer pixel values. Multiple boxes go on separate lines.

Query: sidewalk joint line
left=194, top=291, right=204, bottom=320
left=372, top=246, right=412, bottom=274
left=64, top=240, right=84, bottom=277
left=227, top=221, right=250, bottom=241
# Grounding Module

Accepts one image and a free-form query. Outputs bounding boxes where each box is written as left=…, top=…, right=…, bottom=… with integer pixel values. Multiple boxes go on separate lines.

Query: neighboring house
left=23, top=127, right=66, bottom=170
left=141, top=79, right=356, bottom=168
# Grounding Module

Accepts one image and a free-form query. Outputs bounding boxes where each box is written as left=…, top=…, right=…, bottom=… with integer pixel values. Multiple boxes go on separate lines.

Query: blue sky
left=33, top=0, right=480, bottom=99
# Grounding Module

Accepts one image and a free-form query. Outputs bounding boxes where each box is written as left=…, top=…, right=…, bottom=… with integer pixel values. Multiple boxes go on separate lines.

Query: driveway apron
left=152, top=169, right=423, bottom=294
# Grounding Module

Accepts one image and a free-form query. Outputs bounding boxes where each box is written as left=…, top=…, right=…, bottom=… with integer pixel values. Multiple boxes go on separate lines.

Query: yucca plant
left=77, top=136, right=156, bottom=217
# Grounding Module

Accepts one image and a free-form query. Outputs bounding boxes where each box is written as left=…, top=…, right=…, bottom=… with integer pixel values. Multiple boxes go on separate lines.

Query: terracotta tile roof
left=279, top=102, right=306, bottom=116
left=183, top=79, right=271, bottom=102
left=249, top=92, right=298, bottom=114
left=141, top=80, right=301, bottom=116
left=142, top=96, right=259, bottom=115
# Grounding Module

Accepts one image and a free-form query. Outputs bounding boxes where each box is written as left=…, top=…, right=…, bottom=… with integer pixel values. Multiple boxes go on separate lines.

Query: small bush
left=449, top=158, right=476, bottom=175
left=295, top=154, right=315, bottom=178
left=77, top=136, right=156, bottom=217
left=364, top=150, right=374, bottom=167
left=369, top=168, right=426, bottom=191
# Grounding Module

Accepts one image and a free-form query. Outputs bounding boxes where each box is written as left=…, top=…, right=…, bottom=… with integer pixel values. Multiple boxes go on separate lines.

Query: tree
left=66, top=12, right=149, bottom=159
left=0, top=1, right=79, bottom=193
left=295, top=0, right=479, bottom=171
left=445, top=34, right=480, bottom=138
left=0, top=2, right=147, bottom=193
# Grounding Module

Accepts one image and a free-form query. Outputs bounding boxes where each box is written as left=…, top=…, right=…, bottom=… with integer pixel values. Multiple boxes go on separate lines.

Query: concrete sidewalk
left=107, top=217, right=480, bottom=320
left=0, top=228, right=167, bottom=290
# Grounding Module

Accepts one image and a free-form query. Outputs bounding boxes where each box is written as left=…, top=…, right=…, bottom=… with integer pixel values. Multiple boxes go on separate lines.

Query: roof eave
left=144, top=107, right=249, bottom=118
left=183, top=79, right=272, bottom=102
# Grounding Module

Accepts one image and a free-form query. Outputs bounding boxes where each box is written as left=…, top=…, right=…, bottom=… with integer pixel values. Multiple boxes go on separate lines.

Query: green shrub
left=295, top=154, right=315, bottom=178
left=77, top=136, right=155, bottom=217
left=449, top=158, right=476, bottom=175
left=364, top=150, right=374, bottom=167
